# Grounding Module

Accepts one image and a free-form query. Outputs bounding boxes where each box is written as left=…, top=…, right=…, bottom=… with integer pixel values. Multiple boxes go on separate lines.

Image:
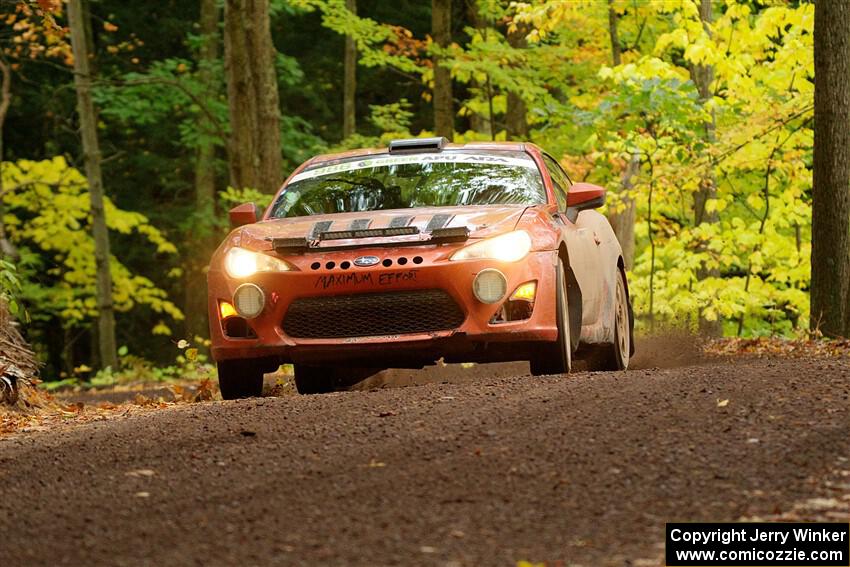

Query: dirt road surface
left=2, top=356, right=849, bottom=566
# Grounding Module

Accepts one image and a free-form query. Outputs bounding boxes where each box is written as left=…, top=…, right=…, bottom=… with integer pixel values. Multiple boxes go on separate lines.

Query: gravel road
left=1, top=357, right=849, bottom=567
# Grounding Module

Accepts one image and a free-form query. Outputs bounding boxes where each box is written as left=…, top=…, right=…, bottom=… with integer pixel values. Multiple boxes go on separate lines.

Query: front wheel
left=217, top=359, right=266, bottom=399
left=530, top=257, right=572, bottom=376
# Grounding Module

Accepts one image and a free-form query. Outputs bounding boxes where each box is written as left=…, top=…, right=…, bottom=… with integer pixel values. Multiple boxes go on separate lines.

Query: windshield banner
left=290, top=153, right=538, bottom=184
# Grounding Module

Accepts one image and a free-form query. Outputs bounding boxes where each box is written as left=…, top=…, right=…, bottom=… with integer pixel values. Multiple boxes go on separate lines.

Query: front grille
left=283, top=289, right=465, bottom=339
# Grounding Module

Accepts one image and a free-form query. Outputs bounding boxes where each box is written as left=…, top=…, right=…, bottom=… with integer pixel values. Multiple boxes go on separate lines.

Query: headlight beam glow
left=224, top=247, right=291, bottom=279
left=450, top=230, right=532, bottom=263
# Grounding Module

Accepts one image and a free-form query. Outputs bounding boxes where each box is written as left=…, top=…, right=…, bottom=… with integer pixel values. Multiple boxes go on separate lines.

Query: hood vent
left=389, top=215, right=413, bottom=228
left=349, top=218, right=372, bottom=230
left=426, top=213, right=453, bottom=231
left=310, top=220, right=333, bottom=239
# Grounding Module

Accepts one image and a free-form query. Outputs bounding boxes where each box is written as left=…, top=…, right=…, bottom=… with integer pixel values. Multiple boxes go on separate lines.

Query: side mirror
left=565, top=183, right=605, bottom=222
left=229, top=202, right=262, bottom=228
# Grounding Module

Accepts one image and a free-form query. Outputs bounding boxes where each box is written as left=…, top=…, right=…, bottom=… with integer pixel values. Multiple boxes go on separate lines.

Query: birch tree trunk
left=68, top=0, right=118, bottom=369
left=342, top=0, right=357, bottom=139
left=812, top=0, right=850, bottom=337
left=432, top=0, right=453, bottom=140
left=224, top=0, right=282, bottom=193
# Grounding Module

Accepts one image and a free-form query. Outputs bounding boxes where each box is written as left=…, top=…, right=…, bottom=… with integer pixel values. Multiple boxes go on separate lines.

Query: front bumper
left=208, top=245, right=559, bottom=366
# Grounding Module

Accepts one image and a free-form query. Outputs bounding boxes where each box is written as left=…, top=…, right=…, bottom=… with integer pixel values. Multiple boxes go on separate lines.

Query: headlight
left=224, top=247, right=291, bottom=278
left=450, top=230, right=532, bottom=263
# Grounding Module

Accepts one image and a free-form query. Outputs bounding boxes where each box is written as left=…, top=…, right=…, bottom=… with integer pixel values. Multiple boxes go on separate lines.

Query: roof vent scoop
left=388, top=137, right=449, bottom=154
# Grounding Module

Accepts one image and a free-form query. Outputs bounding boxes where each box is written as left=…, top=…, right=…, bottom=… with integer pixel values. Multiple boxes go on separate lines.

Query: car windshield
left=269, top=151, right=546, bottom=218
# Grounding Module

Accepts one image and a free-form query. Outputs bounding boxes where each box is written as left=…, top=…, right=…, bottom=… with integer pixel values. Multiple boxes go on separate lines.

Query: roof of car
left=306, top=140, right=532, bottom=167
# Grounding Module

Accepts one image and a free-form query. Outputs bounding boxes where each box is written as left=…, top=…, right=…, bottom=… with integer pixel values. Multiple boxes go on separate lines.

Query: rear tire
left=530, top=257, right=572, bottom=376
left=217, top=359, right=266, bottom=399
left=588, top=269, right=631, bottom=371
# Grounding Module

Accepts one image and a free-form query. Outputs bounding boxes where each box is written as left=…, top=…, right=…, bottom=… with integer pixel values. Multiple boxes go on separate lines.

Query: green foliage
left=0, top=258, right=23, bottom=318
left=495, top=0, right=814, bottom=337
left=289, top=0, right=424, bottom=74
left=41, top=337, right=215, bottom=391
left=94, top=58, right=229, bottom=152
left=2, top=157, right=183, bottom=329
left=369, top=99, right=415, bottom=135
left=219, top=186, right=274, bottom=210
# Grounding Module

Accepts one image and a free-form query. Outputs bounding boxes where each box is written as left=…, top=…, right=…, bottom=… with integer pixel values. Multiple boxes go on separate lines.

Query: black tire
left=293, top=365, right=336, bottom=395
left=530, top=257, right=572, bottom=376
left=217, top=359, right=265, bottom=400
left=588, top=269, right=631, bottom=371
left=293, top=365, right=384, bottom=395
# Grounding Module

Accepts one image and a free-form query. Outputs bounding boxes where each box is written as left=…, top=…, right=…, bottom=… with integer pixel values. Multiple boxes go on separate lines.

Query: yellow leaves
left=599, top=57, right=688, bottom=86
left=726, top=2, right=751, bottom=21
left=684, top=40, right=720, bottom=67
left=152, top=322, right=171, bottom=336
left=654, top=28, right=689, bottom=56
left=2, top=157, right=183, bottom=327
left=704, top=198, right=728, bottom=215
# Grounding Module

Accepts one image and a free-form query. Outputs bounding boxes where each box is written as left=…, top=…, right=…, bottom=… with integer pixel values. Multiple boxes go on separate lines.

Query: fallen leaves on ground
left=2, top=372, right=297, bottom=437
left=1, top=379, right=220, bottom=437
left=704, top=337, right=850, bottom=359
left=2, top=400, right=145, bottom=436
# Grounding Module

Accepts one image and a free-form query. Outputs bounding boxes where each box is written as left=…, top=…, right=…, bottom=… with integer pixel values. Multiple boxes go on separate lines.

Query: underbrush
left=41, top=337, right=216, bottom=392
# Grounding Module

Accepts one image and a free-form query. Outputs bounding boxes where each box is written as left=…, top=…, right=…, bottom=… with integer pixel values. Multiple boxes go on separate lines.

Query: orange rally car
left=208, top=138, right=634, bottom=398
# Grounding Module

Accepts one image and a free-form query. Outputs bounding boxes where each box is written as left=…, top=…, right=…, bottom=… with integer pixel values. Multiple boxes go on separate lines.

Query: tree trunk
left=224, top=0, right=282, bottom=193
left=812, top=0, right=850, bottom=337
left=604, top=0, right=636, bottom=269
left=68, top=0, right=118, bottom=370
left=607, top=0, right=621, bottom=66
left=610, top=152, right=639, bottom=269
left=185, top=0, right=221, bottom=340
left=432, top=0, right=453, bottom=140
left=0, top=58, right=19, bottom=260
left=342, top=0, right=357, bottom=139
left=505, top=23, right=528, bottom=140
left=195, top=0, right=220, bottom=219
left=689, top=0, right=721, bottom=336
left=465, top=1, right=490, bottom=135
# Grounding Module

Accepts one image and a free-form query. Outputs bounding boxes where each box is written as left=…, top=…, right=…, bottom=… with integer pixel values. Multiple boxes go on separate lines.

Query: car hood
left=237, top=205, right=529, bottom=251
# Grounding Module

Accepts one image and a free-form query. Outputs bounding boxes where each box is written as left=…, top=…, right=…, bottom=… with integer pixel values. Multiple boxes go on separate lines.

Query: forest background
left=0, top=0, right=819, bottom=381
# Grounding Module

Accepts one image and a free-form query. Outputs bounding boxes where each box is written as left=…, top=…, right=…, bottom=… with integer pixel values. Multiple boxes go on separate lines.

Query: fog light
left=510, top=281, right=537, bottom=302
left=233, top=284, right=265, bottom=319
left=219, top=300, right=238, bottom=319
left=473, top=269, right=507, bottom=304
